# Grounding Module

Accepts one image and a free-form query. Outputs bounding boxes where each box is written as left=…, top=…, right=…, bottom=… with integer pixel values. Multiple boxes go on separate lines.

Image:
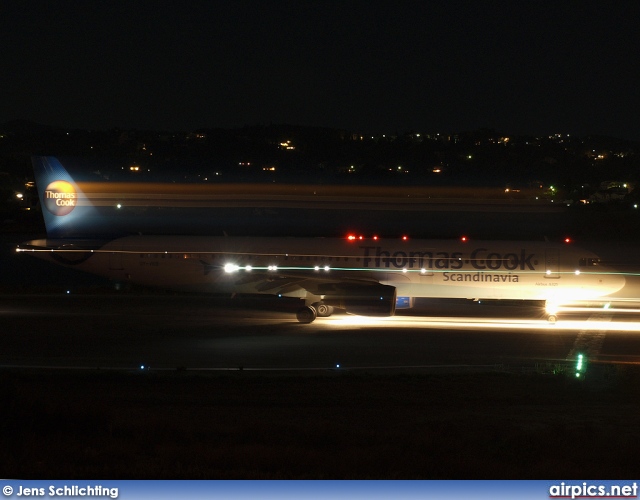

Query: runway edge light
left=575, top=353, right=586, bottom=378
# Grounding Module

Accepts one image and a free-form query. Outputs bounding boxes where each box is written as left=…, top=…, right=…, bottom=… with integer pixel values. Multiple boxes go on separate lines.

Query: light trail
left=326, top=313, right=640, bottom=333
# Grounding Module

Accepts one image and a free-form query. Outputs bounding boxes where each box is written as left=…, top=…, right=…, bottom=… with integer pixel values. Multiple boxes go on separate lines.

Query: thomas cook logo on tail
left=44, top=180, right=77, bottom=216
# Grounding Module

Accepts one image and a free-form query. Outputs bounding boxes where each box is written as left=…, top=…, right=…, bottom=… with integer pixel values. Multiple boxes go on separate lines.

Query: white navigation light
left=268, top=265, right=278, bottom=271
left=314, top=266, right=320, bottom=271
left=245, top=265, right=252, bottom=271
left=224, top=263, right=240, bottom=273
left=546, top=270, right=551, bottom=275
left=324, top=266, right=330, bottom=271
left=575, top=270, right=581, bottom=275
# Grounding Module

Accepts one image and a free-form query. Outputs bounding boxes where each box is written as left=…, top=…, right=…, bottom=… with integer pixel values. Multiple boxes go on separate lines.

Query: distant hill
left=0, top=119, right=59, bottom=135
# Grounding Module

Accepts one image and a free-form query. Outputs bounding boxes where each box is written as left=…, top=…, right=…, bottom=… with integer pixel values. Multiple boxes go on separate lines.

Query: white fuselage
left=19, top=235, right=626, bottom=305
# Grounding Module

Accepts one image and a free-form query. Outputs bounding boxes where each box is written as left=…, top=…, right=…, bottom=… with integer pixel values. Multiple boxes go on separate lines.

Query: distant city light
left=279, top=140, right=295, bottom=150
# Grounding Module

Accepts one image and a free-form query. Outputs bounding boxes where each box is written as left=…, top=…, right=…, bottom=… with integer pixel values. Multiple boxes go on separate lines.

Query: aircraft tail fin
left=32, top=156, right=95, bottom=238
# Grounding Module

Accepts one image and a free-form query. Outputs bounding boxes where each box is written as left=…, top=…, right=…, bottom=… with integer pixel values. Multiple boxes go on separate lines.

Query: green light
left=575, top=353, right=586, bottom=378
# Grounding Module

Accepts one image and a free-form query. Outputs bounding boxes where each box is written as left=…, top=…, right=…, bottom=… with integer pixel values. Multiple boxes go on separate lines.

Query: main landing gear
left=296, top=302, right=335, bottom=323
left=296, top=305, right=317, bottom=324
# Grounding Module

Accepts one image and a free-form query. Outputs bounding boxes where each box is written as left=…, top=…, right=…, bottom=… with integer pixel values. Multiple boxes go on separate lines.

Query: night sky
left=2, top=0, right=640, bottom=139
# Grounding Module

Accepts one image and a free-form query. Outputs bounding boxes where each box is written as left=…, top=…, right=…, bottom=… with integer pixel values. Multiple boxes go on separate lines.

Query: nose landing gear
left=545, top=300, right=559, bottom=323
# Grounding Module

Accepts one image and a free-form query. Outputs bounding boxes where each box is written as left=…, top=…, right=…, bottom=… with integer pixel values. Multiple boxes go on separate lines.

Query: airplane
left=16, top=157, right=626, bottom=323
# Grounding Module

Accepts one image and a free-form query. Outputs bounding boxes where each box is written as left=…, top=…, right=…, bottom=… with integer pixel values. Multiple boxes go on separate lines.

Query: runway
left=2, top=293, right=639, bottom=371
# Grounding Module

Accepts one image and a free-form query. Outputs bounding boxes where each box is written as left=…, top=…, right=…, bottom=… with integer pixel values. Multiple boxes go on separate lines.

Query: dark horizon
left=3, top=1, right=640, bottom=141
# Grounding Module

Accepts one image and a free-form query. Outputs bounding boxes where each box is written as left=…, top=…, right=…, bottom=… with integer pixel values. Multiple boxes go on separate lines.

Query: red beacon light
left=461, top=236, right=468, bottom=242
left=347, top=234, right=356, bottom=241
left=564, top=237, right=572, bottom=244
left=373, top=235, right=379, bottom=241
left=402, top=235, right=409, bottom=241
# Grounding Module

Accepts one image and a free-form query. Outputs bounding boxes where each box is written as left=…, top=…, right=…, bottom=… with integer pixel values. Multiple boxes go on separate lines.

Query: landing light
left=224, top=263, right=240, bottom=273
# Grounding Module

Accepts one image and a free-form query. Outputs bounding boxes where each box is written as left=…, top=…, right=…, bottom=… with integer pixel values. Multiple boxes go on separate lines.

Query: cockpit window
left=579, top=257, right=600, bottom=267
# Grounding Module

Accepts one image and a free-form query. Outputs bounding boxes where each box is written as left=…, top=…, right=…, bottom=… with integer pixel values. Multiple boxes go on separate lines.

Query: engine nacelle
left=323, top=284, right=397, bottom=317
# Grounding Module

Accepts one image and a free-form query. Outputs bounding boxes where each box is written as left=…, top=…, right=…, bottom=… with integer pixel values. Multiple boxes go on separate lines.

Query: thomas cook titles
left=360, top=246, right=537, bottom=271
left=43, top=180, right=77, bottom=216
